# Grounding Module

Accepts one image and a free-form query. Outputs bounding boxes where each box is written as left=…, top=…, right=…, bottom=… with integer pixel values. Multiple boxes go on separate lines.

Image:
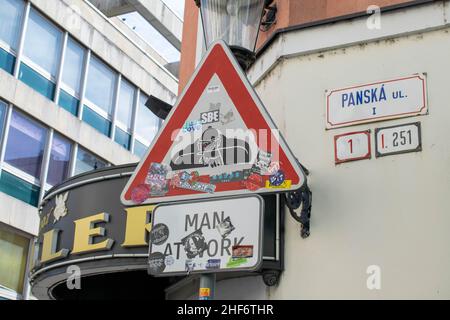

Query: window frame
left=59, top=36, right=86, bottom=100
left=133, top=92, right=161, bottom=151
left=17, top=6, right=65, bottom=102
left=81, top=54, right=119, bottom=136
left=19, top=57, right=57, bottom=84
left=1, top=162, right=40, bottom=188
left=0, top=0, right=26, bottom=55
left=45, top=132, right=73, bottom=189
left=21, top=8, right=63, bottom=80
left=0, top=102, right=110, bottom=206
left=115, top=77, right=135, bottom=133
left=0, top=101, right=8, bottom=147
left=0, top=105, right=44, bottom=207
left=0, top=39, right=18, bottom=58
left=1, top=3, right=172, bottom=156
left=0, top=223, right=34, bottom=300
left=73, top=146, right=107, bottom=176
left=84, top=54, right=118, bottom=119
left=2, top=109, right=48, bottom=186
left=115, top=121, right=131, bottom=137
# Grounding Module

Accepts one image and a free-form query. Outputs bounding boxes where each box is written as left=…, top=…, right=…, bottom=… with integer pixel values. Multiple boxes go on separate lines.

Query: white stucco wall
left=254, top=21, right=450, bottom=301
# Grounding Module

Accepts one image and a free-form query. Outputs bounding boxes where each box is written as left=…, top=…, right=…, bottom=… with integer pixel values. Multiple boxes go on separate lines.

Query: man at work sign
left=148, top=196, right=264, bottom=276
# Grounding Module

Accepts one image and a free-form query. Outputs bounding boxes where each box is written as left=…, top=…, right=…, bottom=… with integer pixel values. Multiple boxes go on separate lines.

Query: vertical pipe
left=199, top=274, right=216, bottom=300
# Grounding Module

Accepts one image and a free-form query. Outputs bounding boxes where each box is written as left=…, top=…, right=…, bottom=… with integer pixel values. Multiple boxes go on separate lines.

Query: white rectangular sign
left=148, top=196, right=264, bottom=277
left=375, top=122, right=422, bottom=157
left=334, top=131, right=371, bottom=164
left=326, top=74, right=427, bottom=129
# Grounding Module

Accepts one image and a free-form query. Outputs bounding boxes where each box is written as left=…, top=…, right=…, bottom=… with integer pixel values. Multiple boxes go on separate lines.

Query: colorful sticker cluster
left=172, top=171, right=216, bottom=194
left=146, top=163, right=169, bottom=196
left=131, top=146, right=292, bottom=205
left=182, top=120, right=202, bottom=133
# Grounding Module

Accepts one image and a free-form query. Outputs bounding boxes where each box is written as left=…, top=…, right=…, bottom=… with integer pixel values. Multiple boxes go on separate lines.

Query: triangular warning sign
left=121, top=41, right=306, bottom=205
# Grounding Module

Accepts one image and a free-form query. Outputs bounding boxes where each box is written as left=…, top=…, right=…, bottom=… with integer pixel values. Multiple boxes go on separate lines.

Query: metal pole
left=199, top=273, right=216, bottom=300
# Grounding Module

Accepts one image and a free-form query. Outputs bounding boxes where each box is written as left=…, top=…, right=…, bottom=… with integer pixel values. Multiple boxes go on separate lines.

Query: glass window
left=85, top=56, right=117, bottom=115
left=135, top=93, right=159, bottom=145
left=74, top=148, right=106, bottom=176
left=23, top=9, right=62, bottom=76
left=47, top=133, right=72, bottom=186
left=133, top=139, right=147, bottom=158
left=0, top=47, right=15, bottom=74
left=115, top=127, right=131, bottom=150
left=0, top=227, right=29, bottom=294
left=0, top=170, right=40, bottom=207
left=82, top=105, right=111, bottom=136
left=0, top=0, right=25, bottom=50
left=58, top=89, right=79, bottom=116
left=4, top=110, right=47, bottom=180
left=61, top=38, right=85, bottom=95
left=18, top=63, right=56, bottom=99
left=116, top=79, right=135, bottom=130
left=0, top=101, right=6, bottom=138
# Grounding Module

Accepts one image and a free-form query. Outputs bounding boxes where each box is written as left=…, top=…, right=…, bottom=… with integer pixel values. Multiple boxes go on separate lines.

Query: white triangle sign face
left=121, top=41, right=306, bottom=205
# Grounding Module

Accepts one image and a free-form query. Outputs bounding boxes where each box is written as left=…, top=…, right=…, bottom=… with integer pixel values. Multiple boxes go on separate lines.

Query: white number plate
left=334, top=131, right=371, bottom=164
left=375, top=122, right=422, bottom=157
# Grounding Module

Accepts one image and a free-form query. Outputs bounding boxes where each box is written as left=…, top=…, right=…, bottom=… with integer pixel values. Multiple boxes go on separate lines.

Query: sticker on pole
left=121, top=40, right=306, bottom=205
left=148, top=196, right=264, bottom=277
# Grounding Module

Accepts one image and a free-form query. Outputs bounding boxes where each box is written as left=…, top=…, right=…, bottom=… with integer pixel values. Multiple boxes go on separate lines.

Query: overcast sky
left=119, top=1, right=185, bottom=63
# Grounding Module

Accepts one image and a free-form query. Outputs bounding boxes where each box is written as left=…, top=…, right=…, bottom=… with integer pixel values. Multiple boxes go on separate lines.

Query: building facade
left=0, top=0, right=179, bottom=300
left=174, top=0, right=450, bottom=299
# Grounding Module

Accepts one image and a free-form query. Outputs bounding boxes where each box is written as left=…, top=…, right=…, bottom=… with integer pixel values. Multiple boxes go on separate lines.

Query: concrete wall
left=88, top=0, right=134, bottom=17
left=0, top=192, right=39, bottom=236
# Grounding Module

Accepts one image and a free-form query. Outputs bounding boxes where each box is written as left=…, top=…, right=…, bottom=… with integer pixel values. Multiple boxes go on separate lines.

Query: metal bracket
left=262, top=270, right=281, bottom=287
left=285, top=163, right=312, bottom=238
left=260, top=4, right=277, bottom=32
